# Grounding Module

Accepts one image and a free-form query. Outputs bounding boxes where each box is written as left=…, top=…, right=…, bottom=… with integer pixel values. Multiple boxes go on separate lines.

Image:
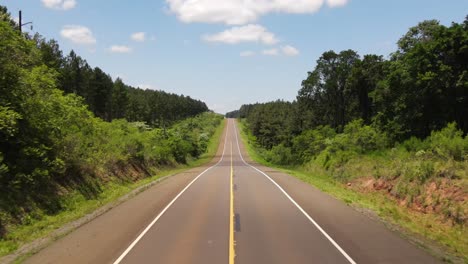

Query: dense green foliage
left=232, top=17, right=468, bottom=227
left=238, top=122, right=467, bottom=262
left=234, top=16, right=467, bottom=151
left=0, top=7, right=221, bottom=241
left=234, top=17, right=467, bottom=144
left=24, top=8, right=208, bottom=126
left=33, top=39, right=208, bottom=125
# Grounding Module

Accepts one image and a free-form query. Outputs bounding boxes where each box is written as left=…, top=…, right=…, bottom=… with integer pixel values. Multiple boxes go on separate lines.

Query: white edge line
left=232, top=121, right=357, bottom=264
left=113, top=119, right=230, bottom=264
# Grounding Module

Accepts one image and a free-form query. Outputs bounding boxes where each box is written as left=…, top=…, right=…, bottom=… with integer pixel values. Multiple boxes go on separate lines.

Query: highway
left=25, top=119, right=439, bottom=264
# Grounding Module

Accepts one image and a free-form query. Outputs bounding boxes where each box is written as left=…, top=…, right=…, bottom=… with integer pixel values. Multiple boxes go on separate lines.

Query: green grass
left=237, top=120, right=467, bottom=263
left=0, top=119, right=226, bottom=260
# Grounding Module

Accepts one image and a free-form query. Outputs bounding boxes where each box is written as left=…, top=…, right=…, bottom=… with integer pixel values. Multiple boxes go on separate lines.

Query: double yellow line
left=229, top=142, right=235, bottom=264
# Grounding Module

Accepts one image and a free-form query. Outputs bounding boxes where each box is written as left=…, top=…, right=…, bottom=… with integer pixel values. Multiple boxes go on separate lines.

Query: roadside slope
left=234, top=120, right=441, bottom=264
left=12, top=121, right=228, bottom=264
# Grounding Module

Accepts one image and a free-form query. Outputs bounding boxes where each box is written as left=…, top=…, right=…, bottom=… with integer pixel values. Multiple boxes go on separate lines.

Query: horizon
left=3, top=0, right=467, bottom=114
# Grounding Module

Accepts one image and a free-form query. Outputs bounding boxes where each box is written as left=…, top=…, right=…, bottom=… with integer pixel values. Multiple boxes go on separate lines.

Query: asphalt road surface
left=25, top=119, right=439, bottom=264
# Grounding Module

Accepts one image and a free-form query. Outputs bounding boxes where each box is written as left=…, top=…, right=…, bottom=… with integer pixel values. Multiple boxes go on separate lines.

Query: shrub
left=427, top=122, right=467, bottom=161
left=341, top=119, right=388, bottom=154
left=0, top=17, right=224, bottom=241
left=315, top=147, right=355, bottom=171
left=401, top=136, right=428, bottom=152
left=292, top=126, right=335, bottom=162
left=415, top=160, right=435, bottom=183
left=266, top=144, right=294, bottom=165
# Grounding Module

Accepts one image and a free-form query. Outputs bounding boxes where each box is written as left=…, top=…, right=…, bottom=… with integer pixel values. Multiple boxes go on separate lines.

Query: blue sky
left=3, top=0, right=467, bottom=113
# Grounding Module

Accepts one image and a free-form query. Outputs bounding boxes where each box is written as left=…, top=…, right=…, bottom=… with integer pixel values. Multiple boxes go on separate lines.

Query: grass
left=237, top=120, right=467, bottom=263
left=0, top=119, right=226, bottom=260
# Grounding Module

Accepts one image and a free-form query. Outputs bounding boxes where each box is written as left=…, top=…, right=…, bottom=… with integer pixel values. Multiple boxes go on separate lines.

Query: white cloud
left=203, top=24, right=278, bottom=45
left=166, top=0, right=347, bottom=25
left=326, top=0, right=349, bottom=8
left=131, top=32, right=146, bottom=42
left=109, top=45, right=133, bottom=53
left=262, top=48, right=279, bottom=56
left=60, top=25, right=96, bottom=45
left=42, top=0, right=76, bottom=10
left=281, top=45, right=300, bottom=56
left=240, top=51, right=255, bottom=57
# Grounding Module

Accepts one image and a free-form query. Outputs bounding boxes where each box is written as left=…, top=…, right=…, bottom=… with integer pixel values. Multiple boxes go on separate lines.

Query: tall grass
left=0, top=113, right=224, bottom=257
left=239, top=120, right=467, bottom=262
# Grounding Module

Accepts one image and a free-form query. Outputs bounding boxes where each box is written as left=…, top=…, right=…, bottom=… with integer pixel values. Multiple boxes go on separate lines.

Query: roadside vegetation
left=0, top=6, right=223, bottom=257
left=229, top=16, right=467, bottom=262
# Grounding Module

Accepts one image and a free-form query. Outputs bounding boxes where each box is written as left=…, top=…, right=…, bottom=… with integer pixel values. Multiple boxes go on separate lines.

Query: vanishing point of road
left=25, top=119, right=439, bottom=264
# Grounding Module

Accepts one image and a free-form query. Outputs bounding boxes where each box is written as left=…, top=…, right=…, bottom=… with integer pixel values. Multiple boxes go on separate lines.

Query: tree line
left=228, top=17, right=468, bottom=149
left=9, top=4, right=208, bottom=128
left=34, top=38, right=208, bottom=126
left=0, top=5, right=218, bottom=241
left=227, top=18, right=468, bottom=230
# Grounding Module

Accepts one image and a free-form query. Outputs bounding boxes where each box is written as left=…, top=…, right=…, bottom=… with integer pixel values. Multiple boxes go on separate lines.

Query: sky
left=2, top=0, right=467, bottom=114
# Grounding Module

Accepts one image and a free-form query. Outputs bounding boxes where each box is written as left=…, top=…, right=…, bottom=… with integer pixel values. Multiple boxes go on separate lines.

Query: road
left=25, top=119, right=439, bottom=264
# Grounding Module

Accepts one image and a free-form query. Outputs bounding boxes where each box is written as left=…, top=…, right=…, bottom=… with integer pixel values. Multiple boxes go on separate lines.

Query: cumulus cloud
left=131, top=32, right=146, bottom=42
left=109, top=45, right=132, bottom=53
left=60, top=25, right=96, bottom=45
left=326, top=0, right=349, bottom=8
left=262, top=48, right=279, bottom=56
left=281, top=45, right=300, bottom=56
left=240, top=51, right=255, bottom=57
left=203, top=24, right=278, bottom=45
left=166, top=0, right=348, bottom=25
left=42, top=0, right=76, bottom=10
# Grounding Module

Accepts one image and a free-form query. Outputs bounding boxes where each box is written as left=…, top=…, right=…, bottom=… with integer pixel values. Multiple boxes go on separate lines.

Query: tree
left=90, top=67, right=113, bottom=120
left=374, top=19, right=468, bottom=139
left=33, top=34, right=64, bottom=71
left=111, top=78, right=129, bottom=119
left=61, top=50, right=92, bottom=98
left=0, top=10, right=214, bottom=238
left=0, top=6, right=17, bottom=28
left=240, top=101, right=296, bottom=149
left=297, top=50, right=359, bottom=131
left=347, top=54, right=387, bottom=123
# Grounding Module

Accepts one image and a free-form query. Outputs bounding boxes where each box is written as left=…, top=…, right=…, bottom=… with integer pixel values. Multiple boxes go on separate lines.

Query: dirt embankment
left=351, top=177, right=467, bottom=226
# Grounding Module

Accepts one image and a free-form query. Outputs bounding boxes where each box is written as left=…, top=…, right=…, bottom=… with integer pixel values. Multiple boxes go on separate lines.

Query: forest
left=229, top=17, right=467, bottom=140
left=228, top=17, right=467, bottom=258
left=34, top=33, right=208, bottom=126
left=0, top=5, right=222, bottom=254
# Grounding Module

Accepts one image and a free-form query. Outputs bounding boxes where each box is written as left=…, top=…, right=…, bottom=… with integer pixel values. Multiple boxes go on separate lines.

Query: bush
left=341, top=119, right=388, bottom=154
left=401, top=136, right=428, bottom=152
left=400, top=160, right=436, bottom=184
left=0, top=17, right=224, bottom=241
left=266, top=144, right=294, bottom=165
left=292, top=126, right=335, bottom=162
left=427, top=122, right=467, bottom=161
left=315, top=147, right=355, bottom=171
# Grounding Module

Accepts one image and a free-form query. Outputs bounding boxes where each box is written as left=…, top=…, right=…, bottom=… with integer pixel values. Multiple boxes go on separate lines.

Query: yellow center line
left=229, top=141, right=235, bottom=264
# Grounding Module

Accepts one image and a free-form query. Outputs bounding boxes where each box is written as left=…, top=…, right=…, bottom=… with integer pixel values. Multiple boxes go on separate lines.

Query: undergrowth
left=239, top=120, right=467, bottom=262
left=0, top=115, right=224, bottom=257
